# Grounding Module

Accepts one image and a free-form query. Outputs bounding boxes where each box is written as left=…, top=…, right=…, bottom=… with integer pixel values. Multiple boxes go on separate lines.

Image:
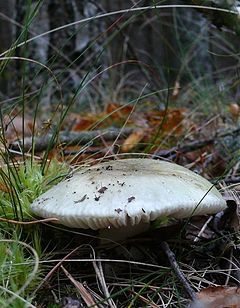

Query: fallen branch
left=9, top=127, right=134, bottom=152
left=160, top=241, right=197, bottom=301
left=222, top=176, right=240, bottom=185
left=154, top=126, right=240, bottom=159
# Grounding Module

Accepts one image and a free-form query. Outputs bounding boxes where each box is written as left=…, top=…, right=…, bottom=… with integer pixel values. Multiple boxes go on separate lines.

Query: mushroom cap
left=30, top=159, right=227, bottom=230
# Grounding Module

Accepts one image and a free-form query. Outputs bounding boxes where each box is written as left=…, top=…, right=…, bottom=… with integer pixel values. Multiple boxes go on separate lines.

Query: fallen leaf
left=189, top=286, right=240, bottom=308
left=146, top=108, right=188, bottom=134
left=121, top=130, right=145, bottom=152
left=70, top=113, right=103, bottom=131
left=105, top=102, right=134, bottom=121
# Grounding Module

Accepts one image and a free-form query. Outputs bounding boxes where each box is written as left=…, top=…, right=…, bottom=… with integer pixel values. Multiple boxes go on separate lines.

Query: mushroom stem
left=99, top=221, right=150, bottom=242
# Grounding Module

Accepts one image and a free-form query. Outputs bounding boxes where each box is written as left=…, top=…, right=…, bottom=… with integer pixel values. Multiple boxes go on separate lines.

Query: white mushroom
left=30, top=158, right=227, bottom=240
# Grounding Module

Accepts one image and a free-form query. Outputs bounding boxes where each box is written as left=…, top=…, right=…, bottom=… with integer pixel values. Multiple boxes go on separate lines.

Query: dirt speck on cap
left=128, top=196, right=135, bottom=203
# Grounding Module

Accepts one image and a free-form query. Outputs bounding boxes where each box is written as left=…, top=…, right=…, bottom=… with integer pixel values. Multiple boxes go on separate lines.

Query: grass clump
left=0, top=158, right=69, bottom=307
left=0, top=236, right=39, bottom=308
left=0, top=159, right=69, bottom=222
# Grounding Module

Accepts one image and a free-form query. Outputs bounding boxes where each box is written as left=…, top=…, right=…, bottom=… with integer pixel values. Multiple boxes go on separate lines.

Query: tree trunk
left=0, top=0, right=15, bottom=98
left=47, top=0, right=75, bottom=66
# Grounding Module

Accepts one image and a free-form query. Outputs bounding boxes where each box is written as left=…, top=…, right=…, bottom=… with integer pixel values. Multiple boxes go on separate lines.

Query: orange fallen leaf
left=72, top=116, right=97, bottom=131
left=69, top=113, right=104, bottom=131
left=146, top=108, right=188, bottom=134
left=121, top=130, right=145, bottom=152
left=105, top=102, right=134, bottom=120
left=68, top=105, right=134, bottom=131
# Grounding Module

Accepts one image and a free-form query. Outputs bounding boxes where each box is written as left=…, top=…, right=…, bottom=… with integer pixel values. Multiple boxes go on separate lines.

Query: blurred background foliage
left=0, top=0, right=240, bottom=112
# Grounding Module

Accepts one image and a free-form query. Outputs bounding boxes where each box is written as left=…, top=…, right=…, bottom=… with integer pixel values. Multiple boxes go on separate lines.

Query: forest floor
left=0, top=99, right=240, bottom=307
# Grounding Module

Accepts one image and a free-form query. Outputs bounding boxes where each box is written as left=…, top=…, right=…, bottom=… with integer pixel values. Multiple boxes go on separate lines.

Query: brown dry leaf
left=69, top=102, right=134, bottom=131
left=184, top=150, right=209, bottom=165
left=189, top=286, right=240, bottom=308
left=121, top=130, right=145, bottom=152
left=70, top=113, right=104, bottom=131
left=72, top=117, right=96, bottom=131
left=105, top=102, right=134, bottom=120
left=146, top=108, right=188, bottom=134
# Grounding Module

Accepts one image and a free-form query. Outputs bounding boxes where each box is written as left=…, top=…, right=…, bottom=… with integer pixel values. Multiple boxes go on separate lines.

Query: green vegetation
left=0, top=159, right=69, bottom=221
left=0, top=158, right=69, bottom=307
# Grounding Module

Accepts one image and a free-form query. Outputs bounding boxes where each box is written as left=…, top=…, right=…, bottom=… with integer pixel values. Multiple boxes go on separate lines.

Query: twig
left=0, top=217, right=58, bottom=225
left=10, top=127, right=134, bottom=152
left=93, top=259, right=117, bottom=308
left=160, top=241, right=197, bottom=301
left=154, top=139, right=214, bottom=159
left=193, top=216, right=213, bottom=242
